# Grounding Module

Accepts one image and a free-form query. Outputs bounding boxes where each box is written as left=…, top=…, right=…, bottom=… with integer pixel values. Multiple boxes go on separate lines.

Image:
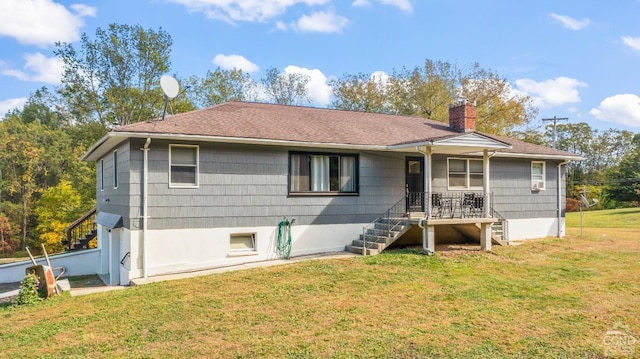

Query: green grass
left=0, top=211, right=638, bottom=358
left=566, top=207, right=640, bottom=228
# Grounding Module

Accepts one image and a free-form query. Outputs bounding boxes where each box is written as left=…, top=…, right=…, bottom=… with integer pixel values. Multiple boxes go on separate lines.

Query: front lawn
left=1, top=212, right=638, bottom=358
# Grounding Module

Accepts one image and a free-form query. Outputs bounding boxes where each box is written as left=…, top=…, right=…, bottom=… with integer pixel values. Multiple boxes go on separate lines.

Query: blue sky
left=1, top=0, right=639, bottom=133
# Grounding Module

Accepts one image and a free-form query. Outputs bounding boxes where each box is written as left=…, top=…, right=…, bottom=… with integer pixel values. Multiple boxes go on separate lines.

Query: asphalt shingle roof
left=114, top=101, right=579, bottom=158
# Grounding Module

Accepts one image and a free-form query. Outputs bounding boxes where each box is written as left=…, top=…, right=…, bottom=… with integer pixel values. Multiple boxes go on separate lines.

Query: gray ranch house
left=80, top=100, right=580, bottom=285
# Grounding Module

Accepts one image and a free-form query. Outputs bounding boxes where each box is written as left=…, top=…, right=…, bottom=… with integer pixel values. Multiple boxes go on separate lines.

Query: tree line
left=0, top=23, right=637, bottom=255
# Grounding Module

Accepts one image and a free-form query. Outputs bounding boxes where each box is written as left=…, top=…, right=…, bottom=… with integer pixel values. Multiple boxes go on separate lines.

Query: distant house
left=80, top=100, right=580, bottom=285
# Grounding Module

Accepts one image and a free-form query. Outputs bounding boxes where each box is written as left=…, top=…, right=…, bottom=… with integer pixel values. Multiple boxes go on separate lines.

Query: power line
left=542, top=116, right=568, bottom=149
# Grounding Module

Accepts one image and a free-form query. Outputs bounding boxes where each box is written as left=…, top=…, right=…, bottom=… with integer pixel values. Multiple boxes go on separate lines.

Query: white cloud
left=0, top=0, right=96, bottom=47
left=0, top=97, right=28, bottom=119
left=70, top=4, right=97, bottom=17
left=352, top=0, right=412, bottom=12
left=295, top=10, right=349, bottom=33
left=589, top=94, right=640, bottom=128
left=352, top=0, right=370, bottom=7
left=514, top=76, right=587, bottom=108
left=550, top=13, right=590, bottom=30
left=275, top=21, right=288, bottom=31
left=1, top=52, right=64, bottom=85
left=379, top=0, right=412, bottom=12
left=284, top=65, right=332, bottom=105
left=213, top=54, right=259, bottom=73
left=622, top=36, right=640, bottom=51
left=169, top=0, right=329, bottom=23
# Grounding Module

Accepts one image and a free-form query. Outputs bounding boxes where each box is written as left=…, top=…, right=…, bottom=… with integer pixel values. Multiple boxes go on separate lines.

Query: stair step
left=366, top=228, right=401, bottom=237
left=351, top=239, right=385, bottom=250
left=345, top=245, right=380, bottom=255
left=359, top=234, right=397, bottom=244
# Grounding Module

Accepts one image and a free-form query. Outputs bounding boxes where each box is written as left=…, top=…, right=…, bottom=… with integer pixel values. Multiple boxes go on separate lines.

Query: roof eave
left=82, top=131, right=390, bottom=161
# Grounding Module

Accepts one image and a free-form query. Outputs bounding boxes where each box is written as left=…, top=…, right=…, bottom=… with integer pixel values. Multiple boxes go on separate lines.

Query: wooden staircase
left=63, top=207, right=98, bottom=251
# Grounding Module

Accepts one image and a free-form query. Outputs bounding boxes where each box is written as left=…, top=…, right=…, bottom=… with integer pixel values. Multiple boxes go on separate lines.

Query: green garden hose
left=277, top=219, right=293, bottom=259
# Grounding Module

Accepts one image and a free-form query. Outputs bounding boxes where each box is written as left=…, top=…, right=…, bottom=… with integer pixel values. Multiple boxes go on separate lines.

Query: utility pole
left=542, top=116, right=568, bottom=149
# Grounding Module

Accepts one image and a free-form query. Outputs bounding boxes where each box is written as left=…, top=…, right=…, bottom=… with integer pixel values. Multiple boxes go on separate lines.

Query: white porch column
left=425, top=146, right=432, bottom=216
left=480, top=223, right=492, bottom=251
left=483, top=149, right=490, bottom=215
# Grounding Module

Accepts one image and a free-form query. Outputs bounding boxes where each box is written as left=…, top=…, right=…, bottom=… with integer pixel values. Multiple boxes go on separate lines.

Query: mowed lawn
left=1, top=210, right=638, bottom=358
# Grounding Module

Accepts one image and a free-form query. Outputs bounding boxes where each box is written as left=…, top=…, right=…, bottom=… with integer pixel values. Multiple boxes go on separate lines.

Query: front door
left=406, top=157, right=424, bottom=212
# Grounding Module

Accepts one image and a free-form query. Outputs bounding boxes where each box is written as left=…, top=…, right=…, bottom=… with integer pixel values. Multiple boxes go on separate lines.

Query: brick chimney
left=448, top=99, right=476, bottom=132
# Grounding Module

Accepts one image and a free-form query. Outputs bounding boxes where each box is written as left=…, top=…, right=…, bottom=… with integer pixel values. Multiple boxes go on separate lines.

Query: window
left=113, top=150, right=118, bottom=189
left=531, top=161, right=545, bottom=190
left=230, top=233, right=256, bottom=252
left=100, top=159, right=104, bottom=191
left=448, top=158, right=484, bottom=190
left=170, top=145, right=199, bottom=187
left=289, top=152, right=358, bottom=194
left=408, top=160, right=421, bottom=174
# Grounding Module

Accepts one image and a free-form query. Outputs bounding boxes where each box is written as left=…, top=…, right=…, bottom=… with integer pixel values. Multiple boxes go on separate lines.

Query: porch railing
left=410, top=192, right=491, bottom=219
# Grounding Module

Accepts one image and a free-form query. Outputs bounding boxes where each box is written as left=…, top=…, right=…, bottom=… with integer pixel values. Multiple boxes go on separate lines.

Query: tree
left=330, top=72, right=390, bottom=113
left=186, top=68, right=252, bottom=108
left=0, top=117, right=45, bottom=250
left=0, top=215, right=15, bottom=256
left=56, top=23, right=174, bottom=127
left=460, top=63, right=536, bottom=135
left=35, top=180, right=85, bottom=253
left=605, top=134, right=640, bottom=206
left=260, top=67, right=310, bottom=105
left=330, top=59, right=536, bottom=135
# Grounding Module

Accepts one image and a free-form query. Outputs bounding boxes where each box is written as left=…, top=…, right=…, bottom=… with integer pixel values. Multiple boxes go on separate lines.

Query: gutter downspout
left=557, top=160, right=570, bottom=237
left=142, top=137, right=151, bottom=279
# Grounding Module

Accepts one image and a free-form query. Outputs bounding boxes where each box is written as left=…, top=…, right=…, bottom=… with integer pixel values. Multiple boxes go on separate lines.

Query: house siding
left=430, top=155, right=563, bottom=220
left=125, top=138, right=408, bottom=231
left=96, top=140, right=131, bottom=228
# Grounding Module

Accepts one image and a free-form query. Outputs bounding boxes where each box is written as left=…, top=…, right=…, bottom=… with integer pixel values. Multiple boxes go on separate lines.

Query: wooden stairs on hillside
left=63, top=207, right=98, bottom=251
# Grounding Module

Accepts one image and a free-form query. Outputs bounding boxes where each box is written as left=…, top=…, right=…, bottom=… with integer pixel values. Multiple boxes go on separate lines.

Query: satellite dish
left=160, top=75, right=180, bottom=99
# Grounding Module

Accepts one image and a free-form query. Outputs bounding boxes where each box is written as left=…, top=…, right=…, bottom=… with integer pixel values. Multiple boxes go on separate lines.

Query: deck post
left=480, top=223, right=492, bottom=251
left=483, top=149, right=490, bottom=216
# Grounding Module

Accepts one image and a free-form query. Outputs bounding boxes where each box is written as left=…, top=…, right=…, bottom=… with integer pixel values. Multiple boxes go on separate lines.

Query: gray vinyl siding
left=490, top=158, right=562, bottom=219
left=430, top=155, right=563, bottom=220
left=96, top=141, right=132, bottom=227
left=126, top=139, right=408, bottom=231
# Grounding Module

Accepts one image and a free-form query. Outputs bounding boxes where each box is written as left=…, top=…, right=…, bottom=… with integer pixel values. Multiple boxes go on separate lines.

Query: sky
left=0, top=0, right=639, bottom=133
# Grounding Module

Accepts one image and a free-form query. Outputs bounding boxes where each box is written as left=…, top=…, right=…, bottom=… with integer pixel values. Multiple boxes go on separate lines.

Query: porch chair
left=461, top=192, right=475, bottom=217
left=431, top=193, right=444, bottom=218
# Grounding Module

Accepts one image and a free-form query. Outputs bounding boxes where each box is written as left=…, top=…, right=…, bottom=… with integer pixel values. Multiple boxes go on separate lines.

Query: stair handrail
left=65, top=207, right=97, bottom=250
left=489, top=199, right=509, bottom=244
left=361, top=195, right=409, bottom=256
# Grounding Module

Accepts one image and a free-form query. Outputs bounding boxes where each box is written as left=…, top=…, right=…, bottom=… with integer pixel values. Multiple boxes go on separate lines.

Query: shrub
left=566, top=198, right=582, bottom=212
left=13, top=273, right=43, bottom=306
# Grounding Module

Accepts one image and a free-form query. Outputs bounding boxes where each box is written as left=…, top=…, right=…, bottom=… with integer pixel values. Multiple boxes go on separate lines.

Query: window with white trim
left=169, top=145, right=199, bottom=187
left=531, top=161, right=545, bottom=190
left=289, top=152, right=358, bottom=195
left=447, top=158, right=484, bottom=190
left=230, top=233, right=256, bottom=252
left=113, top=150, right=118, bottom=189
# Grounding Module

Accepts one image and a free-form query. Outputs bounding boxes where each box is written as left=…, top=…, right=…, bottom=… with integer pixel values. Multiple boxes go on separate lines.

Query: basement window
left=229, top=233, right=257, bottom=254
left=169, top=144, right=199, bottom=188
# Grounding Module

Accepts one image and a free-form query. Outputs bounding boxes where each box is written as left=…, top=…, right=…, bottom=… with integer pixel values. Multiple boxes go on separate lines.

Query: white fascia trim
left=83, top=131, right=389, bottom=161
left=490, top=152, right=584, bottom=161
